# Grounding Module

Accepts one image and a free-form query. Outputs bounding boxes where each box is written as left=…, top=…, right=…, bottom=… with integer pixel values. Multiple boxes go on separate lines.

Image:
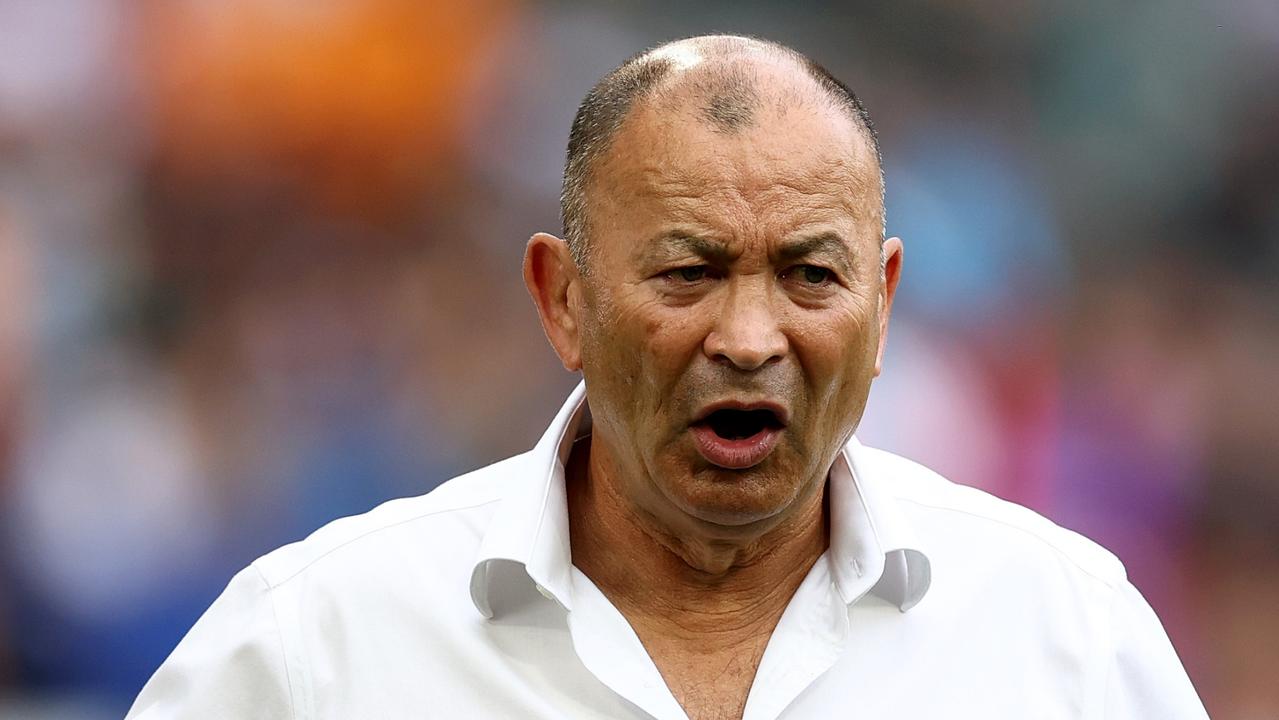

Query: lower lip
left=690, top=425, right=782, bottom=470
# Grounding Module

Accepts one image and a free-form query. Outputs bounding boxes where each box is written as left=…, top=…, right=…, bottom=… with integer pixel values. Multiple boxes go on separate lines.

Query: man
left=128, top=35, right=1208, bottom=719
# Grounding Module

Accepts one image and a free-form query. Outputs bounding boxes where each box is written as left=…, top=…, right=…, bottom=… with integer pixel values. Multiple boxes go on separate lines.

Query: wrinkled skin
left=526, top=61, right=902, bottom=568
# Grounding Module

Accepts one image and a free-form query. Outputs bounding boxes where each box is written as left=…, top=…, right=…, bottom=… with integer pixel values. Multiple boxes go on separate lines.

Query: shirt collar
left=830, top=435, right=932, bottom=611
left=469, top=381, right=931, bottom=618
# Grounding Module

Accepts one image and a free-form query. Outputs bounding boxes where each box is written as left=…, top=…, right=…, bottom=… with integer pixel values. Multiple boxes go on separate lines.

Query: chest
left=643, top=636, right=771, bottom=720
left=300, top=596, right=1092, bottom=720
left=291, top=563, right=1098, bottom=720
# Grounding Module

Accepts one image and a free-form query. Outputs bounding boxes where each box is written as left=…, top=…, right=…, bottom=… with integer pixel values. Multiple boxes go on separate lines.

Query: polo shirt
left=127, top=382, right=1208, bottom=719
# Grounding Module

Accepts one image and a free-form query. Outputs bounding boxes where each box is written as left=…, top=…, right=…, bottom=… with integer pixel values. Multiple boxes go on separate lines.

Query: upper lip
left=691, top=399, right=791, bottom=427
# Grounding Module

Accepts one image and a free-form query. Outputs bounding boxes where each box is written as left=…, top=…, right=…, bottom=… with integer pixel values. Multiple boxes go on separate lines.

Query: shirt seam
left=260, top=497, right=504, bottom=589
left=251, top=563, right=300, bottom=720
left=896, top=497, right=1123, bottom=589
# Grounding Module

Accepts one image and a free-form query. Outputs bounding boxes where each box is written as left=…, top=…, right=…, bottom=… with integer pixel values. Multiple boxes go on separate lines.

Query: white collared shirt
left=128, top=382, right=1208, bottom=719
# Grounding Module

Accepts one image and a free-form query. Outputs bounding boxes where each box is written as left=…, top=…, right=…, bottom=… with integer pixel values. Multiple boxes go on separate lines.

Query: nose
left=704, top=280, right=788, bottom=372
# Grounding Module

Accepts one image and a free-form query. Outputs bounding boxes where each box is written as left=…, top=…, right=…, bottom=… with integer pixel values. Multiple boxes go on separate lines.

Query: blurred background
left=0, top=0, right=1276, bottom=717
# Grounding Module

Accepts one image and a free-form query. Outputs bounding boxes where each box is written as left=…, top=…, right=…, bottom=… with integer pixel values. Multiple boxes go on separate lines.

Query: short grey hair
left=559, top=35, right=885, bottom=270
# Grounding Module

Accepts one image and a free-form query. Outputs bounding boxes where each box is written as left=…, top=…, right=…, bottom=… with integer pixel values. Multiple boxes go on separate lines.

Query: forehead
left=589, top=63, right=881, bottom=244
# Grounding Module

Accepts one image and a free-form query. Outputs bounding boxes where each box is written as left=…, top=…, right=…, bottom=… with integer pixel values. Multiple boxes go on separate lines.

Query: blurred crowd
left=0, top=1, right=1276, bottom=718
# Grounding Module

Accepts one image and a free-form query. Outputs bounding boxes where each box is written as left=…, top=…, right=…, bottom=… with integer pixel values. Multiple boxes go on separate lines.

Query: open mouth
left=689, top=407, right=786, bottom=469
left=698, top=408, right=784, bottom=440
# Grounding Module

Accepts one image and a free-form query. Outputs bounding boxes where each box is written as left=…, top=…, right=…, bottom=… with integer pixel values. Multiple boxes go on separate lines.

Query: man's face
left=574, top=81, right=896, bottom=535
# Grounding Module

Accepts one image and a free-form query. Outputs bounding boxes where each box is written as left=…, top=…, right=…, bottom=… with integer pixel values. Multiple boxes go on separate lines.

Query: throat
left=564, top=434, right=829, bottom=718
left=565, top=437, right=827, bottom=636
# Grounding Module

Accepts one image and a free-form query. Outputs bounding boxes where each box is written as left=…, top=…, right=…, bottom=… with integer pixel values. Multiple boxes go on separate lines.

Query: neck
left=566, top=435, right=829, bottom=644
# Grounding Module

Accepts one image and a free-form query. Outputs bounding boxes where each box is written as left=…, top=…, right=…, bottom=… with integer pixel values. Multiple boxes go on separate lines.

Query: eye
left=667, top=265, right=708, bottom=283
left=783, top=265, right=833, bottom=286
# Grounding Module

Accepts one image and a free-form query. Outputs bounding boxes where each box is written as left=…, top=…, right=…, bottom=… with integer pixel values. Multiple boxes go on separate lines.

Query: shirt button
left=534, top=583, right=554, bottom=600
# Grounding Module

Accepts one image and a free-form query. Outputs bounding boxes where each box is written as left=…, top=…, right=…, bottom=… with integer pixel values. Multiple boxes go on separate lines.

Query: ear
left=524, top=232, right=584, bottom=372
left=873, top=236, right=904, bottom=377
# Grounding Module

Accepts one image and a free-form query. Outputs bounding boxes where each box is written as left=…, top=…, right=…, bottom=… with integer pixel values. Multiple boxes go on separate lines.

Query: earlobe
left=523, top=233, right=584, bottom=372
left=873, top=236, right=904, bottom=377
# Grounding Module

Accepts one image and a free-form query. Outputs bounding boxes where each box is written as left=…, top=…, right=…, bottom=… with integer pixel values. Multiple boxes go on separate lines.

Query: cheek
left=788, top=304, right=881, bottom=421
left=585, top=291, right=709, bottom=421
left=642, top=307, right=709, bottom=376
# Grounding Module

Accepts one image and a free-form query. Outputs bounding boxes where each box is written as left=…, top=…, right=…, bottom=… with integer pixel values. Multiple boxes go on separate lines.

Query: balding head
left=561, top=35, right=884, bottom=270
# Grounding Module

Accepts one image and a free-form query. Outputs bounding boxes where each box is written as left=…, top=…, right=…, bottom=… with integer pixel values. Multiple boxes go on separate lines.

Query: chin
left=659, top=463, right=805, bottom=529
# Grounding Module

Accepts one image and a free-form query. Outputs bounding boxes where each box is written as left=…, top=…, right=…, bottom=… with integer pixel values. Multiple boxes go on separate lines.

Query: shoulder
left=250, top=452, right=528, bottom=590
left=857, top=443, right=1127, bottom=590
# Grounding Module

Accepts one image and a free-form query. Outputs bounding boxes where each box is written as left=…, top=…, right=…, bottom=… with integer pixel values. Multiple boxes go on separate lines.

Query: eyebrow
left=776, top=231, right=856, bottom=276
left=639, top=229, right=857, bottom=274
left=639, top=233, right=734, bottom=265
